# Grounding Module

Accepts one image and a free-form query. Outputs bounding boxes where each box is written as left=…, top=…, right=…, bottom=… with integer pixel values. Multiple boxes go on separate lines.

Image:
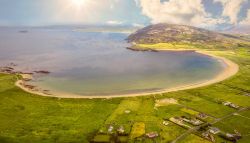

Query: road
left=171, top=107, right=249, bottom=143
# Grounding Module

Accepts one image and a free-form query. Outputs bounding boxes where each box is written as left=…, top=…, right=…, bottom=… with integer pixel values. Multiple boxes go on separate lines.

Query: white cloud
left=240, top=9, right=250, bottom=26
left=110, top=4, right=114, bottom=9
left=214, top=0, right=246, bottom=24
left=134, top=0, right=139, bottom=6
left=51, top=0, right=123, bottom=25
left=137, top=0, right=224, bottom=27
left=106, top=20, right=123, bottom=25
left=132, top=23, right=144, bottom=27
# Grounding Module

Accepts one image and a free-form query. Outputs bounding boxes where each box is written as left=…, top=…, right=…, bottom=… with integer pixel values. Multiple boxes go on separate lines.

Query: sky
left=0, top=0, right=249, bottom=30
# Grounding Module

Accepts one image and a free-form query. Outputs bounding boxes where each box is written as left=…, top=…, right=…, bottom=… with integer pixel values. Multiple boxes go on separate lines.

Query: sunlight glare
left=71, top=0, right=85, bottom=7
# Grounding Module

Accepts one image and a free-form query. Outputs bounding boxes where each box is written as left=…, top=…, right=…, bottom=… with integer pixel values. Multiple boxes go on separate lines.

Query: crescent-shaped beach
left=15, top=49, right=239, bottom=99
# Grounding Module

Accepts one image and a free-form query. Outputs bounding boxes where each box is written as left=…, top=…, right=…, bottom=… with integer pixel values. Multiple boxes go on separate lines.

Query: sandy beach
left=15, top=49, right=239, bottom=99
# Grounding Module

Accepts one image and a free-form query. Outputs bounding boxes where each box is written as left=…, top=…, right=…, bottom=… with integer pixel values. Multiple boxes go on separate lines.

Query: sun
left=71, top=0, right=85, bottom=7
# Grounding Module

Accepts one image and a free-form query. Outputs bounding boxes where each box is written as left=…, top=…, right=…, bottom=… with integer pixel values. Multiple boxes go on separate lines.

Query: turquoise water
left=0, top=27, right=225, bottom=96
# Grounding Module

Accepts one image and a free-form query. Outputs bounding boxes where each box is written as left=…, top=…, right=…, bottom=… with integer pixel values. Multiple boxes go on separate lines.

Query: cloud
left=214, top=0, right=246, bottom=24
left=137, top=0, right=224, bottom=27
left=134, top=0, right=139, bottom=6
left=51, top=0, right=127, bottom=25
left=106, top=20, right=124, bottom=25
left=240, top=9, right=250, bottom=26
left=132, top=23, right=144, bottom=27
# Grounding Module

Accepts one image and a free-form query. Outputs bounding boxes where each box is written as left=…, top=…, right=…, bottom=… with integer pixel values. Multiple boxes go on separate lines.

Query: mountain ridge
left=127, top=23, right=244, bottom=45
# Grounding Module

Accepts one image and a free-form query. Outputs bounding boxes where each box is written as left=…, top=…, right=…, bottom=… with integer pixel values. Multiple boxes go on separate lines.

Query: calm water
left=0, top=27, right=225, bottom=96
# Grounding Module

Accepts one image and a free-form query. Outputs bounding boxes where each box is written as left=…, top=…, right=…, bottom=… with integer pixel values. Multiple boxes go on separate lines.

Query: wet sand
left=15, top=49, right=239, bottom=99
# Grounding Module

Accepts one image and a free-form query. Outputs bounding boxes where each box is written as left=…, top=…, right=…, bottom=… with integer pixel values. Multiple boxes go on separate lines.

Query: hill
left=127, top=23, right=245, bottom=45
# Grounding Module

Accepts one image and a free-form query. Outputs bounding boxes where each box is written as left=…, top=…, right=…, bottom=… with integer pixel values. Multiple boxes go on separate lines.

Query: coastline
left=15, top=49, right=239, bottom=99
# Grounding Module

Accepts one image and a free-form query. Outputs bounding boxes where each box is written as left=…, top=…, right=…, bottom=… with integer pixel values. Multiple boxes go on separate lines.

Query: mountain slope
left=127, top=23, right=244, bottom=45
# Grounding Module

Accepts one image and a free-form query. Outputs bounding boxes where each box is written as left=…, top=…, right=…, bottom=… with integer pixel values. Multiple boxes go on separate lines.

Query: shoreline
left=15, top=49, right=239, bottom=99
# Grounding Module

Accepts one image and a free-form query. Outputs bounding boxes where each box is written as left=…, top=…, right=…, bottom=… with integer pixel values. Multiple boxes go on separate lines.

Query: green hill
left=127, top=23, right=246, bottom=45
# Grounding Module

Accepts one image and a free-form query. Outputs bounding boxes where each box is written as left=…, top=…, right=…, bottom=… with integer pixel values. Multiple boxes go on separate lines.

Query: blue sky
left=0, top=0, right=249, bottom=29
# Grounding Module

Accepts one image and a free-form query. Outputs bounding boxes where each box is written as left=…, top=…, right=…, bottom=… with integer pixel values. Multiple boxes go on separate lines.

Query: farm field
left=0, top=43, right=250, bottom=143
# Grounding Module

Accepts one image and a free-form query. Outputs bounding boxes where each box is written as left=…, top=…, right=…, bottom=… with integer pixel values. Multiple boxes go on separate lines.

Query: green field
left=0, top=43, right=250, bottom=143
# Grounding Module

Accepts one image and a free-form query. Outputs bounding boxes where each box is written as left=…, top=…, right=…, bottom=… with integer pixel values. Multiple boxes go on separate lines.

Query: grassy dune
left=0, top=44, right=250, bottom=143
